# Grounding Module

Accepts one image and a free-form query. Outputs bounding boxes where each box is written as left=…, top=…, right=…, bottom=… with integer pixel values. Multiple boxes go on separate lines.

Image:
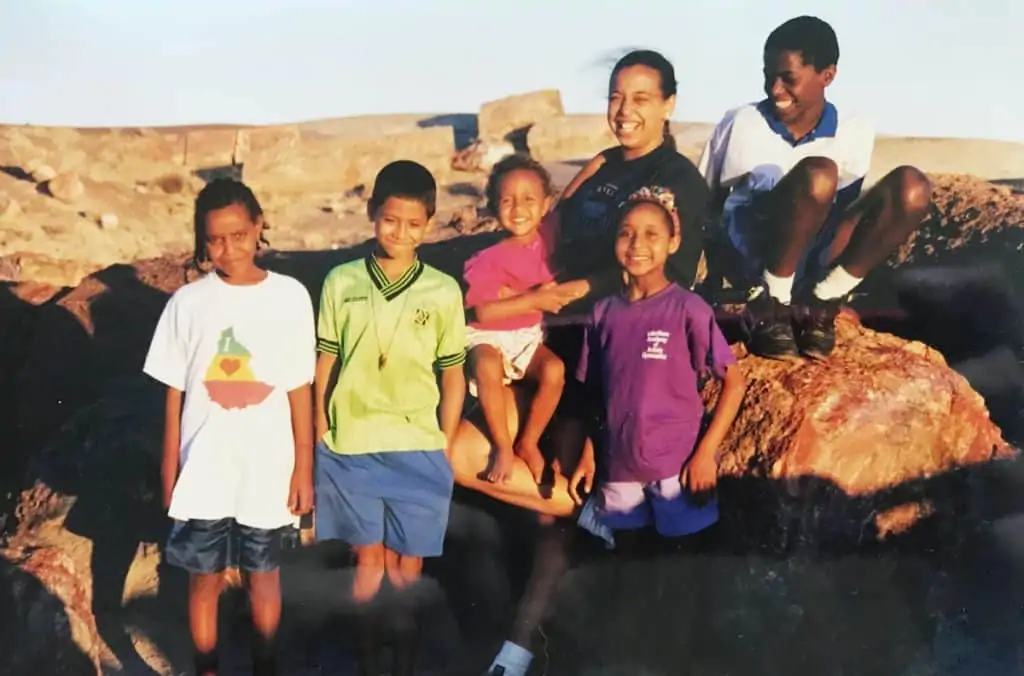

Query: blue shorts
left=596, top=477, right=719, bottom=538
left=314, top=442, right=454, bottom=558
left=164, top=518, right=285, bottom=574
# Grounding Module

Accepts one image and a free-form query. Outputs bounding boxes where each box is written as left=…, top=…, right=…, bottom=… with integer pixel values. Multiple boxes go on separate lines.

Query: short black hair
left=192, top=178, right=267, bottom=271
left=484, top=154, right=553, bottom=214
left=368, top=160, right=437, bottom=219
left=764, top=16, right=839, bottom=71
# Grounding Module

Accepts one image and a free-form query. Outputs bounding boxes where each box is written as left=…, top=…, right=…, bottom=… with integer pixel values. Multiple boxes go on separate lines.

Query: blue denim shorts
left=164, top=517, right=287, bottom=574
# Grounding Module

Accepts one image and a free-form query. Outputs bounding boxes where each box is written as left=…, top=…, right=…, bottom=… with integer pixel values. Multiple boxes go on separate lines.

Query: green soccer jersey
left=316, top=255, right=467, bottom=455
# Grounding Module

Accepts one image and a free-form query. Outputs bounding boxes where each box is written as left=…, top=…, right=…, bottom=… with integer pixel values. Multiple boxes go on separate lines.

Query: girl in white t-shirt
left=143, top=178, right=316, bottom=676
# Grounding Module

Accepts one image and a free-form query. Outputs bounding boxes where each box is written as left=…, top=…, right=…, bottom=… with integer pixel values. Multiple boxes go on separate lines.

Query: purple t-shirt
left=576, top=283, right=736, bottom=483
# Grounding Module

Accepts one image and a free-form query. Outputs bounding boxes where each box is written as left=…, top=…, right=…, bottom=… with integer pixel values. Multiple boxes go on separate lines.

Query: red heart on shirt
left=220, top=358, right=241, bottom=376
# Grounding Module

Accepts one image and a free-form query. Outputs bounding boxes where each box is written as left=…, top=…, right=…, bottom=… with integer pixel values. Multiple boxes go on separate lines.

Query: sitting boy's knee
left=889, top=165, right=932, bottom=214
left=470, top=345, right=504, bottom=380
left=792, top=156, right=839, bottom=204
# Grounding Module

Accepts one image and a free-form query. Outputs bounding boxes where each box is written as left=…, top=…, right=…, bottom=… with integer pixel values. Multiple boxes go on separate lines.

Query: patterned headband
left=625, top=185, right=680, bottom=234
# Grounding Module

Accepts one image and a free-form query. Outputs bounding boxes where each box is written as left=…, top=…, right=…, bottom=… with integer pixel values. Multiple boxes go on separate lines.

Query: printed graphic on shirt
left=203, top=327, right=274, bottom=410
left=642, top=329, right=669, bottom=361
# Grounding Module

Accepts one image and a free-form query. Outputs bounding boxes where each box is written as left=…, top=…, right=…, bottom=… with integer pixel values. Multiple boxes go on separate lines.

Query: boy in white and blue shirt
left=699, top=15, right=932, bottom=360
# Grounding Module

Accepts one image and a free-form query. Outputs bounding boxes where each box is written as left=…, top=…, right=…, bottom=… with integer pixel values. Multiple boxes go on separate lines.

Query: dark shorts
left=164, top=518, right=286, bottom=575
left=314, top=442, right=454, bottom=558
left=597, top=477, right=719, bottom=537
left=718, top=193, right=841, bottom=289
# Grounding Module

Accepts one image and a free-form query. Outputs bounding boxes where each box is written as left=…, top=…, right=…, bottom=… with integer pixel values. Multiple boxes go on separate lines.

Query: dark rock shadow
left=417, top=114, right=478, bottom=150
left=0, top=554, right=97, bottom=676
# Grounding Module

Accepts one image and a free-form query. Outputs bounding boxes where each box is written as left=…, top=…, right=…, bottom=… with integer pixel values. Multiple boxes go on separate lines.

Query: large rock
left=0, top=545, right=103, bottom=675
left=243, top=126, right=456, bottom=195
left=527, top=114, right=617, bottom=162
left=477, top=90, right=564, bottom=142
left=706, top=313, right=1016, bottom=551
left=183, top=128, right=238, bottom=169
left=233, top=124, right=301, bottom=166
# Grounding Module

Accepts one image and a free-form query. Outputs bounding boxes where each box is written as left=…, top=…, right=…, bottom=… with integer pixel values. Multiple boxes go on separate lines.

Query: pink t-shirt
left=463, top=215, right=558, bottom=331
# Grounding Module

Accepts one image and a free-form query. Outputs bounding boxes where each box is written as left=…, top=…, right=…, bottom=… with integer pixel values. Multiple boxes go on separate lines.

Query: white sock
left=813, top=265, right=862, bottom=301
left=488, top=640, right=533, bottom=676
left=762, top=270, right=794, bottom=304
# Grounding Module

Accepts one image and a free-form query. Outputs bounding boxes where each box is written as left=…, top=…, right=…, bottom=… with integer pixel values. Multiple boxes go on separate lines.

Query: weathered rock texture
left=704, top=314, right=1016, bottom=550
left=0, top=545, right=103, bottom=675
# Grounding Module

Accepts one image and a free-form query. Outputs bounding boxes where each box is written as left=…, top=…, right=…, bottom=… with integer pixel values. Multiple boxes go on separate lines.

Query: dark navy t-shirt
left=557, top=143, right=711, bottom=290
left=576, top=284, right=735, bottom=483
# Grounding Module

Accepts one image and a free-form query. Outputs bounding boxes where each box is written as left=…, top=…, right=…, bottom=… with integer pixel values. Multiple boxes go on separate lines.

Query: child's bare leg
left=384, top=549, right=424, bottom=676
left=352, top=543, right=387, bottom=676
left=188, top=572, right=224, bottom=676
left=471, top=345, right=516, bottom=484
left=245, top=569, right=281, bottom=676
left=515, top=346, right=565, bottom=484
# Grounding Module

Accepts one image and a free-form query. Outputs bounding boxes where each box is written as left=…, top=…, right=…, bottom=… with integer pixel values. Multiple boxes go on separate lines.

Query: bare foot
left=485, top=448, right=515, bottom=484
left=514, top=440, right=546, bottom=485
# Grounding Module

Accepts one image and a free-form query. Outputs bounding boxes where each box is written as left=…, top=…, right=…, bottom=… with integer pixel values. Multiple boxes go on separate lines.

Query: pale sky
left=0, top=0, right=1020, bottom=142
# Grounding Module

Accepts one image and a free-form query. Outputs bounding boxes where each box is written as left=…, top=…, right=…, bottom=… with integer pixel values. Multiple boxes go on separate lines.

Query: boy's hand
left=288, top=466, right=314, bottom=515
left=681, top=449, right=718, bottom=495
left=569, top=455, right=595, bottom=506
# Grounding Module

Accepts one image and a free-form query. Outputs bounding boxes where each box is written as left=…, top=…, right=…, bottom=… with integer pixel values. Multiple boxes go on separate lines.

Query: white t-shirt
left=698, top=100, right=875, bottom=225
left=143, top=271, right=316, bottom=529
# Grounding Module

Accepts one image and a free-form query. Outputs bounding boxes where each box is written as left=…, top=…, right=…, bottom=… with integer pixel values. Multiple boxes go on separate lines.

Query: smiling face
left=495, top=168, right=552, bottom=241
left=203, top=203, right=262, bottom=279
left=607, top=64, right=676, bottom=158
left=370, top=195, right=430, bottom=261
left=615, top=201, right=680, bottom=280
left=763, top=48, right=834, bottom=133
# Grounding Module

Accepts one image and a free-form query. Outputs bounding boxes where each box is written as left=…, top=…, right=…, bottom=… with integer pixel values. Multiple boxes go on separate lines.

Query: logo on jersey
left=413, top=307, right=431, bottom=327
left=642, top=330, right=670, bottom=360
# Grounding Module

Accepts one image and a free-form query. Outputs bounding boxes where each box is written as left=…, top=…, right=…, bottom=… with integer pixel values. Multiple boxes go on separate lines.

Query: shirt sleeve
left=143, top=293, right=188, bottom=391
left=697, top=108, right=743, bottom=192
left=686, top=297, right=737, bottom=381
left=462, top=249, right=505, bottom=309
left=436, top=279, right=468, bottom=369
left=316, top=269, right=341, bottom=356
left=283, top=281, right=317, bottom=391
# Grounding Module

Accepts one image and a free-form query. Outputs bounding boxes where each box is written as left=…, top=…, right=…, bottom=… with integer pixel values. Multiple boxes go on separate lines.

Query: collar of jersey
left=756, top=99, right=838, bottom=146
left=365, top=255, right=424, bottom=301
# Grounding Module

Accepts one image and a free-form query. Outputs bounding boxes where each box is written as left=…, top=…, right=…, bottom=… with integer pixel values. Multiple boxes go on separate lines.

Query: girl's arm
left=471, top=283, right=585, bottom=324
left=287, top=383, right=315, bottom=515
left=313, top=352, right=337, bottom=442
left=695, top=364, right=746, bottom=459
left=161, top=386, right=183, bottom=511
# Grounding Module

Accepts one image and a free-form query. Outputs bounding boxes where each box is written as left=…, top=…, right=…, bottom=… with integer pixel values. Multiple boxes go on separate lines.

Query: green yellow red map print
left=203, top=328, right=274, bottom=409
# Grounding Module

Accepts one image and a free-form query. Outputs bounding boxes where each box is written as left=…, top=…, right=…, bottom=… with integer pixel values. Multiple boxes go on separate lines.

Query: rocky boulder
left=477, top=90, right=564, bottom=142
left=705, top=312, right=1016, bottom=552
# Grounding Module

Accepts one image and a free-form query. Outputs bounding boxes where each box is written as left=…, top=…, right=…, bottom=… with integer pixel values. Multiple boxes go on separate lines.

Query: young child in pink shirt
left=463, top=155, right=580, bottom=487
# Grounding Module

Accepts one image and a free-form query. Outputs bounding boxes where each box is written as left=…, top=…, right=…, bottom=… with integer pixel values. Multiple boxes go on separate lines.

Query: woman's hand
left=569, top=438, right=597, bottom=505
left=531, top=282, right=586, bottom=314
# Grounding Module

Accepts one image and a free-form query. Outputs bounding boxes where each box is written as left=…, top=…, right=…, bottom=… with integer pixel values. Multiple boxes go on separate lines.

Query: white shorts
left=465, top=324, right=544, bottom=398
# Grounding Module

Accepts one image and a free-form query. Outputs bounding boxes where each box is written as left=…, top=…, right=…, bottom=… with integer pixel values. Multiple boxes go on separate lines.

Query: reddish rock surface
left=704, top=313, right=1016, bottom=550
left=0, top=545, right=102, bottom=674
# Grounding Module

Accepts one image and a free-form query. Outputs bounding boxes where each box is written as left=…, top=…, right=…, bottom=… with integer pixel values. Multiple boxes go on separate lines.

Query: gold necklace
left=370, top=288, right=411, bottom=370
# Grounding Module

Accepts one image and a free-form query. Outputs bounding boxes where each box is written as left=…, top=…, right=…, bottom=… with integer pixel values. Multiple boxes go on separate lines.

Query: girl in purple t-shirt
left=569, top=186, right=747, bottom=547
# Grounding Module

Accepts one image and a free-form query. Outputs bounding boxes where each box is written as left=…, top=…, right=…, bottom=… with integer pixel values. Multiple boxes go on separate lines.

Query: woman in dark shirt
left=448, top=50, right=712, bottom=676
